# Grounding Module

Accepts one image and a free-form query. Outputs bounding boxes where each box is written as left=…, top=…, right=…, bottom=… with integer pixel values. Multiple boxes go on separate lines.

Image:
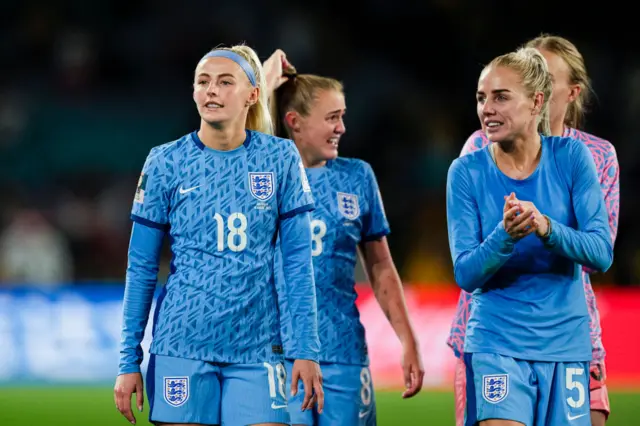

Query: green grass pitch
left=0, top=387, right=637, bottom=425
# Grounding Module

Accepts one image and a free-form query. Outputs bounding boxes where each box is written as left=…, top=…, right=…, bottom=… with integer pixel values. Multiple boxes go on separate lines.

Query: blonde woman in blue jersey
left=114, top=44, right=324, bottom=426
left=446, top=47, right=612, bottom=426
left=263, top=51, right=424, bottom=426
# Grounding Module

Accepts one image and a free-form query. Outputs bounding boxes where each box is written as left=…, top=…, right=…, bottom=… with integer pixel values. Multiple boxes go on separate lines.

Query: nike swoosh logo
left=179, top=185, right=200, bottom=194
left=359, top=411, right=369, bottom=418
left=568, top=413, right=587, bottom=421
left=271, top=402, right=287, bottom=409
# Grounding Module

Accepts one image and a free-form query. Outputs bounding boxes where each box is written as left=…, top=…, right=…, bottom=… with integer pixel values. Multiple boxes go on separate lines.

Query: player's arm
left=277, top=143, right=319, bottom=361
left=583, top=144, right=620, bottom=275
left=119, top=222, right=164, bottom=374
left=359, top=238, right=413, bottom=346
left=115, top=221, right=164, bottom=424
left=263, top=49, right=295, bottom=94
left=119, top=148, right=171, bottom=374
left=446, top=159, right=516, bottom=292
left=358, top=238, right=424, bottom=397
left=358, top=161, right=417, bottom=350
left=116, top=148, right=171, bottom=424
left=276, top=142, right=323, bottom=412
left=542, top=142, right=613, bottom=272
left=280, top=210, right=319, bottom=361
left=602, top=145, right=620, bottom=245
left=358, top=162, right=424, bottom=397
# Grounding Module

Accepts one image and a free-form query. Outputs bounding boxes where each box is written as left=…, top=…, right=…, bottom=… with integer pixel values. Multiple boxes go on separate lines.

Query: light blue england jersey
left=446, top=136, right=613, bottom=362
left=278, top=158, right=390, bottom=365
left=127, top=130, right=315, bottom=365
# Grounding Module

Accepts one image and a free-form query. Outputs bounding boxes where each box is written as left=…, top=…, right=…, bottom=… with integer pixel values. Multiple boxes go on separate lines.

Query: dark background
left=1, top=0, right=637, bottom=288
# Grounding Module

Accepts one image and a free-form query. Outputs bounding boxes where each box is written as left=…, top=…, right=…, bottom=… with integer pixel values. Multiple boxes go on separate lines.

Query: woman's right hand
left=503, top=192, right=537, bottom=240
left=114, top=372, right=144, bottom=424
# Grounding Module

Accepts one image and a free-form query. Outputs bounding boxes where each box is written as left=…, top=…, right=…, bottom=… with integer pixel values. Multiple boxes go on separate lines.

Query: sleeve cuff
left=280, top=203, right=315, bottom=220
left=287, top=352, right=320, bottom=363
left=363, top=229, right=391, bottom=242
left=491, top=221, right=516, bottom=253
left=118, top=364, right=142, bottom=375
left=542, top=217, right=558, bottom=248
left=131, top=214, right=170, bottom=231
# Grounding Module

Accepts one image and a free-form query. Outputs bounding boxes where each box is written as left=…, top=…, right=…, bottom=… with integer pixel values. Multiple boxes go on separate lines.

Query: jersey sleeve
left=130, top=148, right=171, bottom=230
left=460, top=130, right=488, bottom=156
left=278, top=211, right=320, bottom=361
left=362, top=162, right=390, bottom=241
left=278, top=141, right=315, bottom=219
left=119, top=222, right=164, bottom=374
left=446, top=159, right=516, bottom=292
left=601, top=144, right=620, bottom=245
left=543, top=142, right=613, bottom=272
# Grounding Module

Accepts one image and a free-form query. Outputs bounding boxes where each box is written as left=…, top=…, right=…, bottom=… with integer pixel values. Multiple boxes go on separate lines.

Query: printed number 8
left=360, top=367, right=373, bottom=406
left=310, top=219, right=327, bottom=257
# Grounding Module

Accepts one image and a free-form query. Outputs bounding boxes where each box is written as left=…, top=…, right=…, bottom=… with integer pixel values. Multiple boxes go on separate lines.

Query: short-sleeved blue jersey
left=122, top=130, right=315, bottom=368
left=278, top=158, right=390, bottom=365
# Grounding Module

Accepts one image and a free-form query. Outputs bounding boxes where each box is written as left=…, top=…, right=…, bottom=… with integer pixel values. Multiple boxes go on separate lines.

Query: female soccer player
left=114, top=44, right=323, bottom=426
left=264, top=52, right=424, bottom=425
left=446, top=47, right=613, bottom=426
left=447, top=35, right=619, bottom=426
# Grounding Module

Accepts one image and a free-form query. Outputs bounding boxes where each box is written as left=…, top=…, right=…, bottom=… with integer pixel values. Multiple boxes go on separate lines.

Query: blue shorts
left=147, top=354, right=290, bottom=425
left=285, top=360, right=376, bottom=426
left=464, top=353, right=591, bottom=426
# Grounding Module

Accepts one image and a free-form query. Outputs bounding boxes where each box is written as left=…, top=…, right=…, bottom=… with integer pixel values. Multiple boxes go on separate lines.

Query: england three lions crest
left=164, top=376, right=189, bottom=407
left=249, top=172, right=275, bottom=201
left=482, top=374, right=508, bottom=404
left=337, top=192, right=360, bottom=220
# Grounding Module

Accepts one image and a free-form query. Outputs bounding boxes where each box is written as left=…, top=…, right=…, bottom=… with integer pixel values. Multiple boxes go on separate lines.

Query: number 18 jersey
left=129, top=130, right=314, bottom=364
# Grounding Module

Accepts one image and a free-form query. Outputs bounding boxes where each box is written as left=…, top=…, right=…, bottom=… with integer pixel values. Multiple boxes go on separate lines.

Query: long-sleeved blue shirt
left=446, top=136, right=612, bottom=362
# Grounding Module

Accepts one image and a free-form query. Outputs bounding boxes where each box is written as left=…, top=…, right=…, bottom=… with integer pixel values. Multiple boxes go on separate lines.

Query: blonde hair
left=525, top=34, right=592, bottom=129
left=271, top=74, right=344, bottom=139
left=487, top=47, right=553, bottom=135
left=204, top=45, right=273, bottom=135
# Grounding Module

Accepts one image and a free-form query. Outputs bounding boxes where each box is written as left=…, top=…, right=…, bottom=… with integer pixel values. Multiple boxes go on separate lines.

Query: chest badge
left=337, top=192, right=360, bottom=220
left=249, top=172, right=275, bottom=201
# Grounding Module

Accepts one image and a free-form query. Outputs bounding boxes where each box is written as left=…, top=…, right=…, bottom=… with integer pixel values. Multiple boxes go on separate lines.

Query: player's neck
left=495, top=133, right=541, bottom=170
left=304, top=157, right=326, bottom=168
left=299, top=149, right=326, bottom=168
left=550, top=117, right=566, bottom=137
left=198, top=121, right=247, bottom=151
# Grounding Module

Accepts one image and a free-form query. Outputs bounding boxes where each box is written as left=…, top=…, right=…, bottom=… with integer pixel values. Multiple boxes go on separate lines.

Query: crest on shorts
left=482, top=374, right=508, bottom=404
left=249, top=172, right=275, bottom=201
left=337, top=192, right=360, bottom=220
left=164, top=376, right=189, bottom=407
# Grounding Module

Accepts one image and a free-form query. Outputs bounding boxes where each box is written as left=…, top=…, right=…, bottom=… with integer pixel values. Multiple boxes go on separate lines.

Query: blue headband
left=201, top=50, right=257, bottom=87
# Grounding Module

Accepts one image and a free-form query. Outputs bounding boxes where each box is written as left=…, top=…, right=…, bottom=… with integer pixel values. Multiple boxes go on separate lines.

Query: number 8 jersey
left=130, top=130, right=314, bottom=364
left=277, top=158, right=390, bottom=365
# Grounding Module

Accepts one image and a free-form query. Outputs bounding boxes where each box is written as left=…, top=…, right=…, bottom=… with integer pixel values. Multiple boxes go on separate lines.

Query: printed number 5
left=565, top=367, right=585, bottom=408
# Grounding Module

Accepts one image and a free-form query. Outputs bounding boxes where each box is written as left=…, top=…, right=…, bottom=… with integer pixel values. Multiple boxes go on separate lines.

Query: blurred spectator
left=0, top=208, right=72, bottom=286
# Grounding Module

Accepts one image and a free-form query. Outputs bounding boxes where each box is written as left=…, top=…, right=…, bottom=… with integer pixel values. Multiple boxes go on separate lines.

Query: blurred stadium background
left=0, top=1, right=639, bottom=425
